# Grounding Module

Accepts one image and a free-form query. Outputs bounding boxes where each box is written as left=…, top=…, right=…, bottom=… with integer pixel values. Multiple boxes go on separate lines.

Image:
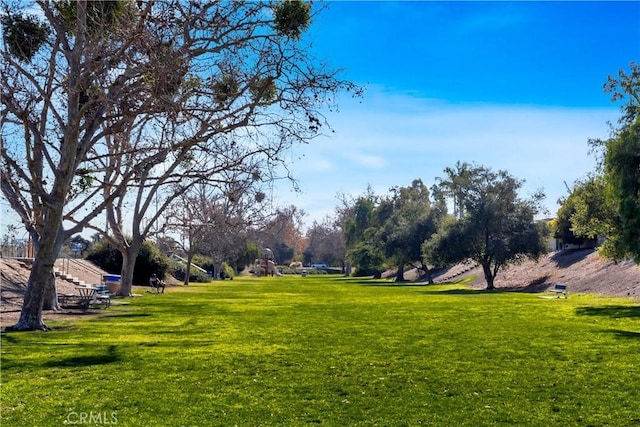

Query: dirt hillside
left=1, top=258, right=111, bottom=327
left=455, top=249, right=640, bottom=298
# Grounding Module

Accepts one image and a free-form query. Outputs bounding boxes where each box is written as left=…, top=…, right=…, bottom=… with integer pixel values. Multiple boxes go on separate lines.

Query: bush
left=85, top=239, right=170, bottom=284
left=171, top=254, right=213, bottom=283
left=221, top=262, right=235, bottom=279
left=172, top=266, right=211, bottom=283
left=192, top=254, right=214, bottom=273
left=277, top=266, right=330, bottom=275
left=277, top=266, right=297, bottom=275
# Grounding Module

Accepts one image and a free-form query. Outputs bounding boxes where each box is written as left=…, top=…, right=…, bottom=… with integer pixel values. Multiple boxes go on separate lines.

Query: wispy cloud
left=304, top=155, right=333, bottom=172
left=344, top=152, right=386, bottom=169
left=284, top=89, right=619, bottom=224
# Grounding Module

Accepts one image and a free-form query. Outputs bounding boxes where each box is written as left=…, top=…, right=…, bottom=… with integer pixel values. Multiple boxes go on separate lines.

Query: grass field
left=1, top=275, right=639, bottom=426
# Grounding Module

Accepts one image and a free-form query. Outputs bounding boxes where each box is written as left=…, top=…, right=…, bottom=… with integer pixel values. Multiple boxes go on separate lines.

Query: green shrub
left=170, top=254, right=213, bottom=283
left=85, top=239, right=170, bottom=284
left=275, top=266, right=335, bottom=275
left=192, top=254, right=214, bottom=273
left=172, top=266, right=211, bottom=283
left=221, top=262, right=235, bottom=279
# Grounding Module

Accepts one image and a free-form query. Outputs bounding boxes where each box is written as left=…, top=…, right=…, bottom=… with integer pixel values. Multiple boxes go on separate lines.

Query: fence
left=0, top=239, right=33, bottom=258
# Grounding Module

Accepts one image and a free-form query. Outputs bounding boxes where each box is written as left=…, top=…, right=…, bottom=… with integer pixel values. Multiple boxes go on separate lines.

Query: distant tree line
left=338, top=165, right=547, bottom=290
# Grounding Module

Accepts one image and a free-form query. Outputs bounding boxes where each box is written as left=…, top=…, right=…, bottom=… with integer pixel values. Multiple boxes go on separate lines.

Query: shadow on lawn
left=44, top=344, right=120, bottom=368
left=101, top=313, right=152, bottom=319
left=338, top=277, right=467, bottom=288
left=576, top=305, right=640, bottom=319
left=332, top=277, right=426, bottom=287
left=356, top=282, right=430, bottom=287
left=418, top=288, right=497, bottom=296
left=609, top=330, right=640, bottom=340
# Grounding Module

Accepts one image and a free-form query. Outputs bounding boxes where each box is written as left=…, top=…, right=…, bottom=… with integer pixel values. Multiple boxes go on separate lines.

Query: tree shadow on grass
left=0, top=333, right=19, bottom=343
left=418, top=288, right=499, bottom=296
left=339, top=277, right=468, bottom=288
left=331, top=277, right=385, bottom=285
left=332, top=277, right=427, bottom=287
left=357, top=282, right=430, bottom=287
left=609, top=330, right=640, bottom=340
left=575, top=305, right=640, bottom=340
left=44, top=345, right=120, bottom=368
left=575, top=306, right=640, bottom=319
left=100, top=313, right=152, bottom=319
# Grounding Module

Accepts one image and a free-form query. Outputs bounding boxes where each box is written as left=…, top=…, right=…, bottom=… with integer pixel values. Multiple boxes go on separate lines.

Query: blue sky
left=1, top=1, right=638, bottom=239
left=276, top=0, right=640, bottom=227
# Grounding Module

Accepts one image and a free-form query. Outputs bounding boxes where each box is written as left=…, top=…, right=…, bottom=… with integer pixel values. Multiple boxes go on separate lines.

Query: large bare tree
left=1, top=0, right=357, bottom=330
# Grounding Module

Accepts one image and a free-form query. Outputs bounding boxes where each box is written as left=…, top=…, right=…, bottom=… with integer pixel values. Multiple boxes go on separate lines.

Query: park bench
left=93, top=284, right=112, bottom=307
left=150, top=278, right=165, bottom=293
left=549, top=283, right=568, bottom=298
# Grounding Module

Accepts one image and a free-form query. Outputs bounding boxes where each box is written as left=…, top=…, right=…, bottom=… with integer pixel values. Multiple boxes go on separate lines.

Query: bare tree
left=166, top=175, right=265, bottom=285
left=257, top=205, right=306, bottom=265
left=304, top=216, right=345, bottom=267
left=1, top=0, right=357, bottom=330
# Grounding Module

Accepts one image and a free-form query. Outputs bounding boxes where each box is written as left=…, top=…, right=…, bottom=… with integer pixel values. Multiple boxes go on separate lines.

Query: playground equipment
left=253, top=247, right=281, bottom=276
left=172, top=254, right=209, bottom=274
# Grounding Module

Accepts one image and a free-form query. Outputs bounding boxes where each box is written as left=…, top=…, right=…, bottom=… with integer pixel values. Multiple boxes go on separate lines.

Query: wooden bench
left=549, top=283, right=568, bottom=298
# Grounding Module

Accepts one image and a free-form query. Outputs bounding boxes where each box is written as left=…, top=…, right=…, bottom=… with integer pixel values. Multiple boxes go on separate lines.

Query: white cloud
left=1, top=89, right=616, bottom=237
left=343, top=152, right=386, bottom=169
left=303, top=155, right=333, bottom=172
left=279, top=89, right=619, bottom=225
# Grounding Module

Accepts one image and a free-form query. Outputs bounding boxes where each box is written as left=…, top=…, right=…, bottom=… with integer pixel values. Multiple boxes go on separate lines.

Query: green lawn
left=2, top=275, right=639, bottom=426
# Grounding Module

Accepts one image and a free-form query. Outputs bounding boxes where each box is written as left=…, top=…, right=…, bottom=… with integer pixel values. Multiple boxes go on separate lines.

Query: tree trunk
left=7, top=254, right=57, bottom=331
left=8, top=266, right=48, bottom=331
left=344, top=261, right=351, bottom=277
left=184, top=252, right=194, bottom=286
left=482, top=262, right=495, bottom=290
left=8, top=222, right=65, bottom=331
left=395, top=262, right=405, bottom=282
left=42, top=272, right=60, bottom=311
left=422, top=264, right=434, bottom=284
left=118, top=244, right=141, bottom=297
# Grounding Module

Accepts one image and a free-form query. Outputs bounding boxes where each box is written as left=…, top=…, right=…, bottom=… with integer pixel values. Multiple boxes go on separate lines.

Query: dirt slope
left=458, top=249, right=640, bottom=298
left=1, top=258, right=110, bottom=327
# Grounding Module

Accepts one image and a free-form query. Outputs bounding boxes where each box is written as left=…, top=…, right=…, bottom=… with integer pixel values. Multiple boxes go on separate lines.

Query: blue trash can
left=103, top=274, right=121, bottom=293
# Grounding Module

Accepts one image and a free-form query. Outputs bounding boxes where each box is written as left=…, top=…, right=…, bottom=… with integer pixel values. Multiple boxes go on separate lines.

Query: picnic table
left=60, top=286, right=110, bottom=309
left=76, top=286, right=98, bottom=308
